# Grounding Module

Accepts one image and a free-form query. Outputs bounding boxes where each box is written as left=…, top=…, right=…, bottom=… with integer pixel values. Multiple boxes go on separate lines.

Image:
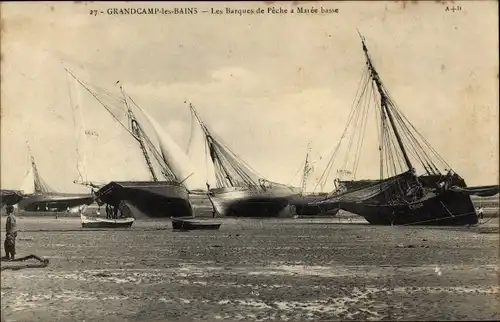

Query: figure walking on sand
left=4, top=205, right=18, bottom=260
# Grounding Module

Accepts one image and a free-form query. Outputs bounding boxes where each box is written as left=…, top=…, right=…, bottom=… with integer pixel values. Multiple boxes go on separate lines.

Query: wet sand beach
left=1, top=216, right=499, bottom=321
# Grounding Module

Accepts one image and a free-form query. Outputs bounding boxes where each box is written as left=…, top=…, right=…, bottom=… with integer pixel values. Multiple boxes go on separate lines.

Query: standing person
left=113, top=203, right=118, bottom=219
left=477, top=206, right=484, bottom=224
left=4, top=205, right=18, bottom=260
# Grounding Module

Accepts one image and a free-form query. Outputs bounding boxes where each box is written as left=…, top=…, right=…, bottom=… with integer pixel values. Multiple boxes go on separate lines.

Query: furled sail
left=132, top=103, right=206, bottom=191
left=19, top=145, right=55, bottom=195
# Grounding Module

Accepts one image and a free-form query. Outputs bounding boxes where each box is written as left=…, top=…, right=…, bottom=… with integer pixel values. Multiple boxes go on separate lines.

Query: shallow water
left=1, top=217, right=499, bottom=321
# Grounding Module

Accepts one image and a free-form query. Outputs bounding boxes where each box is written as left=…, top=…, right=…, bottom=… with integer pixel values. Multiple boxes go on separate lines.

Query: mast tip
left=356, top=29, right=366, bottom=42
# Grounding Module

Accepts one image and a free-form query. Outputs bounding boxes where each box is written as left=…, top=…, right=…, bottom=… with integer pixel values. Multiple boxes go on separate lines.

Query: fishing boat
left=308, top=33, right=499, bottom=226
left=17, top=144, right=94, bottom=212
left=170, top=216, right=222, bottom=230
left=80, top=213, right=135, bottom=228
left=186, top=103, right=301, bottom=218
left=66, top=71, right=199, bottom=218
left=95, top=181, right=192, bottom=218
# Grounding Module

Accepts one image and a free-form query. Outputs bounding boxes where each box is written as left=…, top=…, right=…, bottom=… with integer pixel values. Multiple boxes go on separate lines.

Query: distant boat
left=170, top=216, right=222, bottom=230
left=187, top=103, right=301, bottom=218
left=80, top=213, right=134, bottom=229
left=17, top=143, right=94, bottom=212
left=0, top=190, right=24, bottom=207
left=290, top=142, right=339, bottom=216
left=66, top=70, right=196, bottom=218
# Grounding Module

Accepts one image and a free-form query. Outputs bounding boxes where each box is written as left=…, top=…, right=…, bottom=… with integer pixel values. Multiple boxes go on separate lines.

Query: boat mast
left=119, top=86, right=158, bottom=182
left=359, top=33, right=414, bottom=173
left=300, top=141, right=312, bottom=196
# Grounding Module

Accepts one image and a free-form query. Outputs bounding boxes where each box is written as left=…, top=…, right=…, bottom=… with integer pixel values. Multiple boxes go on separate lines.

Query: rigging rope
left=189, top=104, right=273, bottom=190
left=66, top=70, right=182, bottom=183
left=314, top=67, right=370, bottom=192
left=120, top=93, right=178, bottom=181
left=65, top=70, right=137, bottom=140
left=379, top=82, right=450, bottom=173
left=400, top=210, right=479, bottom=226
left=66, top=73, right=86, bottom=183
left=352, top=80, right=373, bottom=176
left=186, top=107, right=196, bottom=156
left=288, top=160, right=305, bottom=186
left=329, top=58, right=452, bottom=186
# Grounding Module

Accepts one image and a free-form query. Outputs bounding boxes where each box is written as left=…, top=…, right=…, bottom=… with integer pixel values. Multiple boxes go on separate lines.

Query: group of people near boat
left=105, top=203, right=120, bottom=219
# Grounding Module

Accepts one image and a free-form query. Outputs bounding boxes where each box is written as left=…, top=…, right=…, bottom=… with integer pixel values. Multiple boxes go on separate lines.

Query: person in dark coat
left=106, top=204, right=111, bottom=219
left=113, top=203, right=118, bottom=219
left=4, top=206, right=18, bottom=260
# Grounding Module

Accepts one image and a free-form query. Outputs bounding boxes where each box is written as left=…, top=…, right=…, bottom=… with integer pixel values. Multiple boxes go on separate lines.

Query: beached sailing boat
left=308, top=33, right=499, bottom=226
left=187, top=102, right=301, bottom=217
left=17, top=142, right=94, bottom=212
left=65, top=70, right=197, bottom=218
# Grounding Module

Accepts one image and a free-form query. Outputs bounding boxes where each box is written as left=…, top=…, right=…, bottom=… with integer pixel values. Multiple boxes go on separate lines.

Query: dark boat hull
left=95, top=181, right=193, bottom=218
left=289, top=195, right=340, bottom=216
left=171, top=217, right=222, bottom=230
left=18, top=193, right=94, bottom=211
left=312, top=171, right=478, bottom=226
left=340, top=191, right=478, bottom=226
left=210, top=186, right=300, bottom=218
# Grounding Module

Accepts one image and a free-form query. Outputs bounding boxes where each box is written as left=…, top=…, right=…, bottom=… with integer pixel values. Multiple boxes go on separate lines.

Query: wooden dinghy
left=80, top=214, right=135, bottom=229
left=171, top=216, right=222, bottom=231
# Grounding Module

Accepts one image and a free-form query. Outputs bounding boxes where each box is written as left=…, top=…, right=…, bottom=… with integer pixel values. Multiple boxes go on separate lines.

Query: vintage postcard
left=1, top=1, right=498, bottom=321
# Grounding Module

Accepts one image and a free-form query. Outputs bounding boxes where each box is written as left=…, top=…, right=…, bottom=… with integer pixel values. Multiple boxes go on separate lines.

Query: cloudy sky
left=1, top=1, right=498, bottom=193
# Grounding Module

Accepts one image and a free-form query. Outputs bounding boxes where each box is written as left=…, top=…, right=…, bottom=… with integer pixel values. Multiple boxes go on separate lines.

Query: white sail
left=19, top=166, right=35, bottom=195
left=68, top=72, right=89, bottom=184
left=134, top=105, right=206, bottom=191
left=186, top=110, right=217, bottom=189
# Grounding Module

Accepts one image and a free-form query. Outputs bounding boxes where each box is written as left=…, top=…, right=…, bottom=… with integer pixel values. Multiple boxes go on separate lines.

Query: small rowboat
left=80, top=214, right=135, bottom=229
left=171, top=216, right=222, bottom=231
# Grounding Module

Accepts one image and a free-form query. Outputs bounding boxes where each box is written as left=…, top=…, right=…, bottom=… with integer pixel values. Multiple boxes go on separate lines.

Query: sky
left=1, top=1, right=498, bottom=193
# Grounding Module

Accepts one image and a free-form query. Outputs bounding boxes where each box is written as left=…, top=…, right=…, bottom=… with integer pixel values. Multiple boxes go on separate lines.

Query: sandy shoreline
left=1, top=217, right=499, bottom=321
